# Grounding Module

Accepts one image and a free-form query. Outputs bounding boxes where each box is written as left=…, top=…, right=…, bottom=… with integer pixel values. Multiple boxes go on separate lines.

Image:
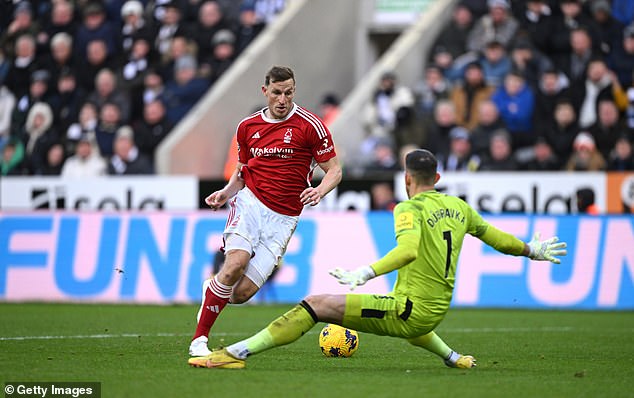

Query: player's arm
left=205, top=161, right=246, bottom=210
left=300, top=156, right=342, bottom=206
left=478, top=224, right=567, bottom=264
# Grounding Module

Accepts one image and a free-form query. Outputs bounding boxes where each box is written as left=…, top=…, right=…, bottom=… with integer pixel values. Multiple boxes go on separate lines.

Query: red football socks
left=192, top=276, right=232, bottom=340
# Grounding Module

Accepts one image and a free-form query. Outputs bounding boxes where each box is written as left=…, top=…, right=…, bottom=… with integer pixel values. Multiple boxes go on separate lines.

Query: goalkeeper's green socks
left=407, top=331, right=452, bottom=359
left=226, top=300, right=318, bottom=359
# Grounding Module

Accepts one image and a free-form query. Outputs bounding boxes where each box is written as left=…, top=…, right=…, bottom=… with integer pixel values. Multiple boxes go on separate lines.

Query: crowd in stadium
left=359, top=0, right=634, bottom=177
left=0, top=0, right=284, bottom=176
left=0, top=0, right=633, bottom=177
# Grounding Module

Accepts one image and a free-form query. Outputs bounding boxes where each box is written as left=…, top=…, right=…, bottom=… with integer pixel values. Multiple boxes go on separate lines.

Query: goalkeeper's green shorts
left=342, top=294, right=445, bottom=339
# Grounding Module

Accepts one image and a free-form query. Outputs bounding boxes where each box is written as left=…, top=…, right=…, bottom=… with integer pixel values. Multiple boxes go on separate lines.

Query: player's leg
left=189, top=246, right=251, bottom=356
left=188, top=294, right=345, bottom=368
left=407, top=332, right=476, bottom=368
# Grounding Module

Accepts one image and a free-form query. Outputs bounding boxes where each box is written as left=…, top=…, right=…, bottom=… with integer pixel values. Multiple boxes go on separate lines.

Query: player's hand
left=527, top=232, right=568, bottom=264
left=329, top=266, right=376, bottom=291
left=300, top=187, right=322, bottom=206
left=205, top=190, right=229, bottom=210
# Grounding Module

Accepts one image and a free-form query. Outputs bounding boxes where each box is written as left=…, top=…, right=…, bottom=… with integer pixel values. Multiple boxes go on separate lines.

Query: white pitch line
left=0, top=327, right=575, bottom=342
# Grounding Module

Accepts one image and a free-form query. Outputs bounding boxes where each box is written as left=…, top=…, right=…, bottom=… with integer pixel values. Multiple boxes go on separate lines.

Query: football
left=319, top=324, right=359, bottom=357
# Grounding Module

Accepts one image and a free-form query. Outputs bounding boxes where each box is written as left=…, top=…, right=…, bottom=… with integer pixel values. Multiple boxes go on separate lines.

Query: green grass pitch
left=1, top=303, right=632, bottom=398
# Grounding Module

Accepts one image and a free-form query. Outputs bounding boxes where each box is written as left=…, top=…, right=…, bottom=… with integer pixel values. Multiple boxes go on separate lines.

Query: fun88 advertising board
left=0, top=212, right=632, bottom=309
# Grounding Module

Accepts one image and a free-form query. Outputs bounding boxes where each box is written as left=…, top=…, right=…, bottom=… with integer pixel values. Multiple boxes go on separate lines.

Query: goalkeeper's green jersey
left=390, top=190, right=489, bottom=317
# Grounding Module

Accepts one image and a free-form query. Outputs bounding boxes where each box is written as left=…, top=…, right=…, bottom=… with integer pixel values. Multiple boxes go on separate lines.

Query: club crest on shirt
left=284, top=128, right=292, bottom=144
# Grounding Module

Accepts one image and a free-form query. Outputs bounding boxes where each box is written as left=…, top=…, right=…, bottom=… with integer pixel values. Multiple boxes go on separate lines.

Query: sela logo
left=284, top=128, right=293, bottom=144
left=251, top=131, right=260, bottom=139
left=30, top=186, right=165, bottom=210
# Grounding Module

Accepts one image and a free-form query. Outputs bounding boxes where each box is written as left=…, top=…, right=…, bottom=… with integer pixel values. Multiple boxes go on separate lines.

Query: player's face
left=262, top=79, right=295, bottom=119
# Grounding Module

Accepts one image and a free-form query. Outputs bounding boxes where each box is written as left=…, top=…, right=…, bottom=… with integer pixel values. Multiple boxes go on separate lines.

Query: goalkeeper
left=189, top=149, right=567, bottom=370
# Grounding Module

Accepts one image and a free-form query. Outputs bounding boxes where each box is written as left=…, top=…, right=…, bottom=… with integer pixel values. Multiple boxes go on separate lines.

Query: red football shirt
left=235, top=103, right=337, bottom=216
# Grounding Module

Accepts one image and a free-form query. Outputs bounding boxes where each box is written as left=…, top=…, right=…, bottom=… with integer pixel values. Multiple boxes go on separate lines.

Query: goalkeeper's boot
left=189, top=336, right=212, bottom=357
left=444, top=351, right=477, bottom=369
left=188, top=348, right=245, bottom=369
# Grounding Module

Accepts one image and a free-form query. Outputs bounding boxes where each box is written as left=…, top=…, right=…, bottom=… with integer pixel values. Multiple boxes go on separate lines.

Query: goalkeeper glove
left=527, top=232, right=567, bottom=264
left=329, top=266, right=376, bottom=291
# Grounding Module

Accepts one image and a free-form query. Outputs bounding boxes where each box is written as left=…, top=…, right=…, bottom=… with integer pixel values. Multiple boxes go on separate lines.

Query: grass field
left=1, top=303, right=633, bottom=398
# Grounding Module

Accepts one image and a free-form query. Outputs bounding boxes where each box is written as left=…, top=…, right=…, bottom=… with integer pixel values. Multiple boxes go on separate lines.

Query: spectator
left=154, top=1, right=189, bottom=57
left=555, top=27, right=596, bottom=83
left=160, top=54, right=210, bottom=124
left=39, top=0, right=78, bottom=49
left=66, top=102, right=99, bottom=155
left=133, top=99, right=174, bottom=163
left=589, top=0, right=624, bottom=56
left=202, top=28, right=237, bottom=84
left=607, top=134, right=634, bottom=171
left=519, top=136, right=561, bottom=171
left=480, top=39, right=512, bottom=87
left=158, top=34, right=194, bottom=82
left=491, top=70, right=535, bottom=149
left=509, top=37, right=554, bottom=90
left=142, top=69, right=165, bottom=104
left=450, top=61, right=495, bottom=131
left=61, top=133, right=107, bottom=177
left=21, top=102, right=59, bottom=175
left=0, top=1, right=39, bottom=60
left=576, top=187, right=600, bottom=214
left=543, top=99, right=578, bottom=160
left=550, top=0, right=600, bottom=55
left=608, top=24, right=634, bottom=88
left=74, top=1, right=118, bottom=60
left=533, top=67, right=571, bottom=131
left=235, top=1, right=267, bottom=55
left=432, top=2, right=474, bottom=59
left=95, top=102, right=124, bottom=157
left=0, top=138, right=25, bottom=175
left=120, top=0, right=154, bottom=56
left=87, top=69, right=132, bottom=123
left=119, top=34, right=156, bottom=123
left=42, top=33, right=76, bottom=90
left=108, top=125, right=154, bottom=174
left=425, top=99, right=458, bottom=157
left=478, top=128, right=517, bottom=171
left=77, top=39, right=117, bottom=92
left=191, top=1, right=232, bottom=63
left=241, top=0, right=286, bottom=25
left=363, top=138, right=400, bottom=178
left=470, top=99, right=506, bottom=158
left=40, top=142, right=65, bottom=175
left=4, top=33, right=39, bottom=99
left=50, top=68, right=86, bottom=136
left=318, top=93, right=340, bottom=127
left=0, top=85, right=16, bottom=149
left=571, top=58, right=616, bottom=129
left=370, top=182, right=398, bottom=211
left=466, top=0, right=519, bottom=53
left=516, top=0, right=555, bottom=55
left=10, top=69, right=53, bottom=138
left=589, top=99, right=628, bottom=159
left=565, top=131, right=607, bottom=171
left=414, top=64, right=451, bottom=124
left=436, top=126, right=480, bottom=172
left=361, top=71, right=415, bottom=151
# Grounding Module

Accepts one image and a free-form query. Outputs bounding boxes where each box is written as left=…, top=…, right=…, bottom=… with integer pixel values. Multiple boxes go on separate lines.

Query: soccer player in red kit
left=189, top=66, right=343, bottom=357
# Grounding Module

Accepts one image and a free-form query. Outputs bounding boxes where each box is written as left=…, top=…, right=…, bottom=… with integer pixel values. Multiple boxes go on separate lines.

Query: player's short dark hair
left=265, top=66, right=295, bottom=86
left=405, top=149, right=437, bottom=183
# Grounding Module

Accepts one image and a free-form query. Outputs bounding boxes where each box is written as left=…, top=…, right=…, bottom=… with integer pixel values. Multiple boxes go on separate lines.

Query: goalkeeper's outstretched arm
left=478, top=225, right=567, bottom=264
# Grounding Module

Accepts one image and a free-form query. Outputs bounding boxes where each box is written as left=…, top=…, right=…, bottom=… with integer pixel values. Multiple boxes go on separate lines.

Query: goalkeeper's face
left=262, top=79, right=295, bottom=119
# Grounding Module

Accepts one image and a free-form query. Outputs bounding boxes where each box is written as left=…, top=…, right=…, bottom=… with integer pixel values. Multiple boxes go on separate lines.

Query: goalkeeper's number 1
left=443, top=230, right=452, bottom=278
